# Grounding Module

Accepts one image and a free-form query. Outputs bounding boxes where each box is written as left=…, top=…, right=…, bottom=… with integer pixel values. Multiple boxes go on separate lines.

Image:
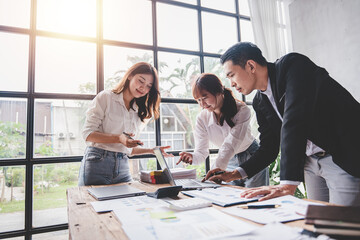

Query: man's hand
left=176, top=152, right=193, bottom=165
left=202, top=168, right=242, bottom=184
left=240, top=184, right=297, bottom=201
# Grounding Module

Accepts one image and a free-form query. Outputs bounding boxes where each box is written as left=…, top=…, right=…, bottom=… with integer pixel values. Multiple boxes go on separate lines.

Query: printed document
left=222, top=195, right=324, bottom=224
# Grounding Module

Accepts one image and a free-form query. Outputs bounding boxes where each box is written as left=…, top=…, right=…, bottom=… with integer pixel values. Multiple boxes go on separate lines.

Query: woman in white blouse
left=177, top=73, right=268, bottom=187
left=79, top=62, right=171, bottom=186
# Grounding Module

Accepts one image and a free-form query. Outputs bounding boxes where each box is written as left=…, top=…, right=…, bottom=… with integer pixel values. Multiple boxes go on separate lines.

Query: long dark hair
left=112, top=62, right=160, bottom=121
left=192, top=73, right=238, bottom=127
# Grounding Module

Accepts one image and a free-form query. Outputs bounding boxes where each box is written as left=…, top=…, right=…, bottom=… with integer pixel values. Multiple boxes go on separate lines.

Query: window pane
left=35, top=37, right=96, bottom=94
left=103, top=46, right=153, bottom=91
left=204, top=57, right=243, bottom=100
left=240, top=19, right=254, bottom=43
left=239, top=0, right=250, bottom=16
left=138, top=157, right=157, bottom=177
left=138, top=119, right=156, bottom=149
left=209, top=153, right=218, bottom=169
left=160, top=103, right=201, bottom=152
left=131, top=156, right=159, bottom=181
left=170, top=156, right=206, bottom=179
left=202, top=12, right=237, bottom=54
left=158, top=52, right=200, bottom=98
left=161, top=117, right=175, bottom=132
left=103, top=0, right=152, bottom=45
left=0, top=98, right=27, bottom=160
left=0, top=32, right=29, bottom=92
left=169, top=0, right=196, bottom=4
left=34, top=99, right=91, bottom=158
left=157, top=3, right=199, bottom=51
left=201, top=0, right=235, bottom=13
left=32, top=230, right=68, bottom=240
left=36, top=0, right=96, bottom=37
left=0, top=0, right=30, bottom=28
left=33, top=162, right=80, bottom=227
left=204, top=56, right=225, bottom=78
left=0, top=166, right=26, bottom=232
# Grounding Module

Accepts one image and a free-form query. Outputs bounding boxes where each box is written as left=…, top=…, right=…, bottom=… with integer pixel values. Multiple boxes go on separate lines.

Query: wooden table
left=67, top=181, right=316, bottom=240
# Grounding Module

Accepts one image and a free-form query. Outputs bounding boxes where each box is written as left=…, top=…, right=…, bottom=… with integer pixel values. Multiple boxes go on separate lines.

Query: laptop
left=153, top=147, right=221, bottom=190
left=88, top=185, right=146, bottom=201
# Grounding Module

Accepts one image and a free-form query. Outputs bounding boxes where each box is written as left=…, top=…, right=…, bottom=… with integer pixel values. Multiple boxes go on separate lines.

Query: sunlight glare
left=37, top=0, right=96, bottom=37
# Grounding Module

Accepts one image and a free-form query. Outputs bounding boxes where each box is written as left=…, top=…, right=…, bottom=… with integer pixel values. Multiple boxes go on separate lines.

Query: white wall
left=289, top=0, right=360, bottom=102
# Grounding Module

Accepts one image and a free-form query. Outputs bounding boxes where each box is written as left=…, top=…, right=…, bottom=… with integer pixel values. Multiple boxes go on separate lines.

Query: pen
left=238, top=204, right=281, bottom=209
left=202, top=171, right=226, bottom=178
left=122, top=132, right=142, bottom=146
left=213, top=171, right=225, bottom=175
left=201, top=171, right=225, bottom=182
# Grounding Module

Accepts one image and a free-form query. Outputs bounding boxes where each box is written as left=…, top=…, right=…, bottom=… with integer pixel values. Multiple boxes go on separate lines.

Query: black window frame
left=0, top=0, right=252, bottom=239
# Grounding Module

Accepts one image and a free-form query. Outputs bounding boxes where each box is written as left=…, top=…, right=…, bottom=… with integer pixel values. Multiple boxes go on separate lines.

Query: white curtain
left=248, top=0, right=293, bottom=62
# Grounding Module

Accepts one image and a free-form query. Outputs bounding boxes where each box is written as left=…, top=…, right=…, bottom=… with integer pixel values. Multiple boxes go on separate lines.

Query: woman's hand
left=119, top=133, right=143, bottom=148
left=156, top=146, right=174, bottom=157
left=176, top=152, right=193, bottom=165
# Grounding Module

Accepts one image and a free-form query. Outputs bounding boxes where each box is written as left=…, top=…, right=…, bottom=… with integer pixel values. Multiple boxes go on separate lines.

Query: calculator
left=166, top=198, right=212, bottom=211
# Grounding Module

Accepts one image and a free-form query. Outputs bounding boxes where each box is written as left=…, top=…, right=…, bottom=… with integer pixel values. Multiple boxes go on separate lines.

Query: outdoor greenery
left=0, top=183, right=76, bottom=214
left=0, top=121, right=26, bottom=159
left=0, top=163, right=79, bottom=213
left=0, top=121, right=80, bottom=212
left=269, top=153, right=306, bottom=199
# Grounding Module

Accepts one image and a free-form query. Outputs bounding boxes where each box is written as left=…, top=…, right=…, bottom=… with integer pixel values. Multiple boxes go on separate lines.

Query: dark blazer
left=240, top=53, right=360, bottom=181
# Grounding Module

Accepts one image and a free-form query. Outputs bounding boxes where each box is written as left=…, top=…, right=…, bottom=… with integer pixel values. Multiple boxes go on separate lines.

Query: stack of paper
left=170, top=168, right=196, bottom=179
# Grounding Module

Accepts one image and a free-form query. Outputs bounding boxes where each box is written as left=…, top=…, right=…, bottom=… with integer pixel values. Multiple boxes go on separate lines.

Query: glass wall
left=0, top=0, right=254, bottom=238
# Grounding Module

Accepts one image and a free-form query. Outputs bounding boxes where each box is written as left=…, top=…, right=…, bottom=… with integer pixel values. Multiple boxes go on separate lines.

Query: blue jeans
left=78, top=146, right=132, bottom=186
left=226, top=140, right=269, bottom=188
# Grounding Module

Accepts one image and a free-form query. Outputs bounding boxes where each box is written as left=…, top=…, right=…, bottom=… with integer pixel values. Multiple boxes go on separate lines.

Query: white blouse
left=191, top=101, right=255, bottom=169
left=82, top=90, right=143, bottom=154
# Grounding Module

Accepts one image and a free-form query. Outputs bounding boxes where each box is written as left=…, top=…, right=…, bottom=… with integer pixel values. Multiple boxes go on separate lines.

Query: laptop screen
left=153, top=147, right=176, bottom=186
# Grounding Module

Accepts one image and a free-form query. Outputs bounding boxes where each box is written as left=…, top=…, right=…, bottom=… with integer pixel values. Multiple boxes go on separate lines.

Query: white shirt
left=192, top=101, right=255, bottom=170
left=82, top=90, right=143, bottom=154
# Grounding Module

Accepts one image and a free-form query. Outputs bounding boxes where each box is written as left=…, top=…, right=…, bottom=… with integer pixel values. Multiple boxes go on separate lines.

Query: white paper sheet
left=225, top=222, right=331, bottom=240
left=182, top=187, right=260, bottom=206
left=90, top=195, right=166, bottom=212
left=222, top=195, right=324, bottom=224
left=151, top=208, right=257, bottom=240
left=113, top=205, right=257, bottom=240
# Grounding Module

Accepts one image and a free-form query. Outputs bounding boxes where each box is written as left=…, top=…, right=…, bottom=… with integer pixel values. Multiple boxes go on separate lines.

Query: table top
left=67, top=181, right=316, bottom=240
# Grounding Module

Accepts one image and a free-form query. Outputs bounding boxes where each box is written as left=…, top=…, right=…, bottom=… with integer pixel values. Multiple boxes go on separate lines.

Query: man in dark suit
left=204, top=42, right=360, bottom=206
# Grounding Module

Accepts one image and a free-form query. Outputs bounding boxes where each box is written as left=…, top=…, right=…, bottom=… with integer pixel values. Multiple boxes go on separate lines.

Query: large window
left=0, top=0, right=254, bottom=239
